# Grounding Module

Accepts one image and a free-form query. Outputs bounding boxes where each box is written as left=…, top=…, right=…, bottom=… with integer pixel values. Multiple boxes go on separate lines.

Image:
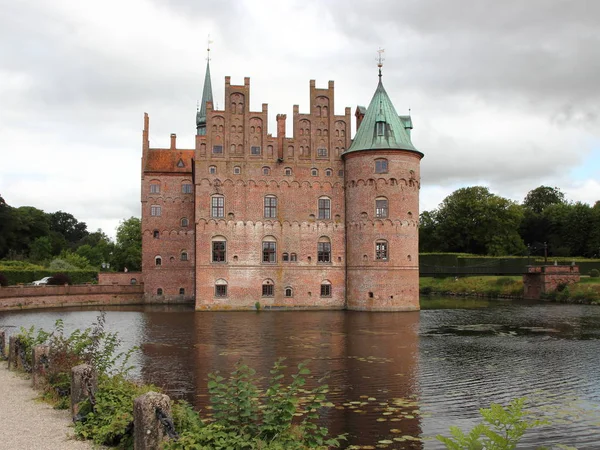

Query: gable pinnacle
left=377, top=47, right=385, bottom=79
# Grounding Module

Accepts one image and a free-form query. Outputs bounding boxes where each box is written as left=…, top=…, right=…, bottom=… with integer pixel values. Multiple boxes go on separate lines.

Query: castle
left=140, top=56, right=423, bottom=311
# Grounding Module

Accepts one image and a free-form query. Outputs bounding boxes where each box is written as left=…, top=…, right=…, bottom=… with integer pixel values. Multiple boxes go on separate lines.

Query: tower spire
left=196, top=35, right=214, bottom=136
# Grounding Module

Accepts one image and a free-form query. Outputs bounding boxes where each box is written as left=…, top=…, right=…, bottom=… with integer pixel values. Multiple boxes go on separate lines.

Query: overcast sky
left=1, top=0, right=599, bottom=239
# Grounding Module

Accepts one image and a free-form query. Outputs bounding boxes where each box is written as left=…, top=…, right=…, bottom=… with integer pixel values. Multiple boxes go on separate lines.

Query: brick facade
left=523, top=265, right=581, bottom=299
left=141, top=72, right=422, bottom=311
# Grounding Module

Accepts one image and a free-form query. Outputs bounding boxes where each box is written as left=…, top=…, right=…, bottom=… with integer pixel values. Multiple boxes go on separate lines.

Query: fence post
left=32, top=345, right=50, bottom=389
left=71, top=364, right=97, bottom=419
left=0, top=329, right=5, bottom=359
left=133, top=391, right=172, bottom=450
left=7, top=336, right=17, bottom=370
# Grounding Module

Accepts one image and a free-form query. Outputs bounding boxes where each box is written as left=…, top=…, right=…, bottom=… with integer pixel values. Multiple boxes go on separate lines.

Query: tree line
left=420, top=185, right=600, bottom=258
left=0, top=195, right=141, bottom=271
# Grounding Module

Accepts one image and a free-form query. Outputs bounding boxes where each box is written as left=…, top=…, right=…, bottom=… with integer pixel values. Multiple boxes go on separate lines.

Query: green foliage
left=166, top=359, right=345, bottom=450
left=15, top=325, right=50, bottom=370
left=0, top=272, right=7, bottom=287
left=29, top=236, right=53, bottom=263
left=75, top=374, right=155, bottom=448
left=420, top=276, right=523, bottom=298
left=523, top=186, right=566, bottom=214
left=437, top=398, right=546, bottom=450
left=113, top=217, right=142, bottom=272
left=590, top=269, right=599, bottom=278
left=0, top=268, right=96, bottom=285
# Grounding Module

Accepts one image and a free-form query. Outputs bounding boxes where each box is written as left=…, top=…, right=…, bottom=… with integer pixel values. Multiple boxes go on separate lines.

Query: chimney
left=355, top=107, right=365, bottom=130
left=276, top=114, right=286, bottom=161
left=170, top=133, right=176, bottom=150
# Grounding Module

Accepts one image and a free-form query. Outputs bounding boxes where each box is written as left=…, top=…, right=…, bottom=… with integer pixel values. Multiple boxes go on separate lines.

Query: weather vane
left=377, top=47, right=385, bottom=77
left=207, top=34, right=213, bottom=62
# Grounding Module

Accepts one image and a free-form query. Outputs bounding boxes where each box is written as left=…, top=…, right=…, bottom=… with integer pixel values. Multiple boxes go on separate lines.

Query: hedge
left=0, top=269, right=98, bottom=286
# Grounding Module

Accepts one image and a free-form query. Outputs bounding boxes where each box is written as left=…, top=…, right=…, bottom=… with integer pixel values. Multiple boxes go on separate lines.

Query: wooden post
left=133, top=391, right=172, bottom=450
left=32, top=345, right=50, bottom=389
left=71, top=364, right=97, bottom=419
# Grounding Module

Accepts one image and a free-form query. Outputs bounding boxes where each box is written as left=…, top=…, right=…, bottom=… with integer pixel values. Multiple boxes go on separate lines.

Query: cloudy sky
left=2, top=0, right=599, bottom=239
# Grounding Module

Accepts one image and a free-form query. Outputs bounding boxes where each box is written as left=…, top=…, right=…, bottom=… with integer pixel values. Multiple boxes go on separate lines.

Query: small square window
left=233, top=167, right=241, bottom=175
left=290, top=253, right=297, bottom=262
left=325, top=169, right=332, bottom=177
left=320, top=284, right=331, bottom=297
left=263, top=167, right=271, bottom=175
left=179, top=287, right=185, bottom=295
left=181, top=252, right=188, bottom=261
left=150, top=184, right=160, bottom=194
left=262, top=284, right=274, bottom=297
left=284, top=168, right=292, bottom=176
left=181, top=217, right=189, bottom=227
left=157, top=288, right=163, bottom=295
left=209, top=166, right=217, bottom=174
left=151, top=205, right=161, bottom=216
left=182, top=184, right=193, bottom=194
left=251, top=146, right=261, bottom=155
left=153, top=230, right=160, bottom=239
left=213, top=145, right=223, bottom=154
left=311, top=168, right=318, bottom=176
left=338, top=170, right=344, bottom=177
left=317, top=148, right=328, bottom=157
left=282, top=253, right=289, bottom=262
left=215, top=285, right=227, bottom=297
left=375, top=159, right=388, bottom=174
left=285, top=287, right=293, bottom=297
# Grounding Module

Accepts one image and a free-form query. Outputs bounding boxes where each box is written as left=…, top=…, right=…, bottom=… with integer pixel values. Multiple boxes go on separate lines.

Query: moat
left=1, top=298, right=599, bottom=449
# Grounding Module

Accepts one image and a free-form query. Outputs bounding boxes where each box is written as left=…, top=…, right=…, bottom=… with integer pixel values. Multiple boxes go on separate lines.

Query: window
left=285, top=287, right=293, bottom=297
left=213, top=145, right=223, bottom=154
left=338, top=170, right=344, bottom=177
left=262, top=166, right=271, bottom=175
left=325, top=169, right=332, bottom=177
left=251, top=146, right=261, bottom=155
left=177, top=159, right=185, bottom=168
left=317, top=148, right=328, bottom=157
left=179, top=288, right=185, bottom=295
left=155, top=256, right=162, bottom=266
left=262, top=238, right=276, bottom=263
left=151, top=205, right=161, bottom=216
left=376, top=240, right=388, bottom=260
left=150, top=183, right=160, bottom=194
left=262, top=280, right=274, bottom=297
left=311, top=168, right=318, bottom=176
left=209, top=166, right=217, bottom=174
left=211, top=196, right=224, bottom=218
left=376, top=121, right=385, bottom=136
left=182, top=183, right=193, bottom=194
left=233, top=166, right=241, bottom=175
left=215, top=279, right=228, bottom=297
left=130, top=278, right=137, bottom=285
left=290, top=253, right=297, bottom=262
left=157, top=288, right=163, bottom=295
left=284, top=167, right=292, bottom=176
left=318, top=197, right=331, bottom=219
left=181, top=217, right=189, bottom=227
left=212, top=240, right=226, bottom=263
left=153, top=230, right=159, bottom=239
left=264, top=196, right=277, bottom=218
left=375, top=159, right=388, bottom=174
left=375, top=198, right=388, bottom=218
left=317, top=238, right=331, bottom=263
left=181, top=251, right=188, bottom=261
left=282, top=252, right=289, bottom=262
left=320, top=282, right=331, bottom=297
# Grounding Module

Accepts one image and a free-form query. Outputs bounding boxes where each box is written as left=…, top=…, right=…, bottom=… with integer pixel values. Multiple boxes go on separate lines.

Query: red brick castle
left=141, top=56, right=423, bottom=311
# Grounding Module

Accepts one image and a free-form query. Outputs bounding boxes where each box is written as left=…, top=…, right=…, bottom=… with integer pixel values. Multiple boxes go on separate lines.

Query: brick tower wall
left=344, top=150, right=422, bottom=311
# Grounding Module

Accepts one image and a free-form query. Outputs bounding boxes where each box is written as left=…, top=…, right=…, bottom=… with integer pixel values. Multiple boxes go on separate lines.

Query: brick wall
left=98, top=272, right=142, bottom=285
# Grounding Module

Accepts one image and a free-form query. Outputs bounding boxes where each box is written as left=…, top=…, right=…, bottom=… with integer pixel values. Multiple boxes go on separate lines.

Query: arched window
left=215, top=279, right=228, bottom=297
left=181, top=217, right=189, bottom=227
left=212, top=236, right=227, bottom=263
left=130, top=278, right=137, bottom=285
left=211, top=195, right=224, bottom=218
left=153, top=230, right=160, bottom=239
left=290, top=253, right=297, bottom=262
left=285, top=287, right=293, bottom=297
left=284, top=167, right=292, bottom=176
left=209, top=165, right=217, bottom=174
left=320, top=280, right=331, bottom=297
left=282, top=252, right=289, bottom=262
left=262, top=279, right=274, bottom=297
left=262, top=166, right=271, bottom=175
left=317, top=236, right=331, bottom=263
left=179, top=287, right=185, bottom=295
left=325, top=169, right=332, bottom=177
left=157, top=288, right=163, bottom=295
left=311, top=168, right=318, bottom=177
left=376, top=240, right=388, bottom=261
left=155, top=256, right=162, bottom=266
left=262, top=236, right=277, bottom=263
left=181, top=251, right=188, bottom=261
left=150, top=182, right=160, bottom=194
left=375, top=197, right=388, bottom=218
left=375, top=158, right=388, bottom=174
left=264, top=195, right=277, bottom=218
left=318, top=197, right=331, bottom=219
left=233, top=166, right=241, bottom=175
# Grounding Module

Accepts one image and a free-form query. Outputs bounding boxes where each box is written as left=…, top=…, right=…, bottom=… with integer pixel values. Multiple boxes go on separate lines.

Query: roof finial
left=206, top=34, right=213, bottom=62
left=377, top=47, right=385, bottom=78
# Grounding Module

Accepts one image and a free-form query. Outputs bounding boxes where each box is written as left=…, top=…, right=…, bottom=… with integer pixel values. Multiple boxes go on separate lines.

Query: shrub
left=14, top=326, right=50, bottom=372
left=0, top=272, right=8, bottom=287
left=47, top=273, right=72, bottom=285
left=590, top=269, right=600, bottom=278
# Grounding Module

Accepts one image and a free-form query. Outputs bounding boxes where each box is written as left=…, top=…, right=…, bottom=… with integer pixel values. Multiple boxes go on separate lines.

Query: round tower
left=343, top=70, right=424, bottom=311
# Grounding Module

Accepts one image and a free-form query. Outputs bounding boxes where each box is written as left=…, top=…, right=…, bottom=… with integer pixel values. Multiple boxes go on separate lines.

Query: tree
left=0, top=195, right=16, bottom=258
left=49, top=211, right=88, bottom=245
left=12, top=206, right=51, bottom=256
left=424, top=186, right=525, bottom=256
left=29, top=236, right=53, bottom=263
left=112, top=217, right=141, bottom=271
left=522, top=186, right=566, bottom=214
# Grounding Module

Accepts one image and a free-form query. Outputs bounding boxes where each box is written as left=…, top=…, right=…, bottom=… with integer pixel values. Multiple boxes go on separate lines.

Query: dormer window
left=376, top=121, right=385, bottom=136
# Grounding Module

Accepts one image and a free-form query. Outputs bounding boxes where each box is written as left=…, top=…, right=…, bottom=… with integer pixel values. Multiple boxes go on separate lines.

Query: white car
left=32, top=277, right=52, bottom=286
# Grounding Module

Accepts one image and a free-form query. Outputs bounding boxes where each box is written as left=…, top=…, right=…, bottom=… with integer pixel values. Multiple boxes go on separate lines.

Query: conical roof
left=344, top=77, right=421, bottom=156
left=196, top=60, right=213, bottom=135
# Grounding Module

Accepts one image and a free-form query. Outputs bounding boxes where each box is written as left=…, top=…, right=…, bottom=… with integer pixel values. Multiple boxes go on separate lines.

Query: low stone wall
left=0, top=284, right=145, bottom=311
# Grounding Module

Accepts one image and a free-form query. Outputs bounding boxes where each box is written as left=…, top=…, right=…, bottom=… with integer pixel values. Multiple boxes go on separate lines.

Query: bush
left=0, top=269, right=97, bottom=285
left=14, top=326, right=50, bottom=372
left=47, top=273, right=72, bottom=285
left=590, top=269, right=600, bottom=278
left=0, top=272, right=8, bottom=287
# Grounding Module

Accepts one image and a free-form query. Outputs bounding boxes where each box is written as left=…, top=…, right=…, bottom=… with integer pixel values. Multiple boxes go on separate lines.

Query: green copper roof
left=344, top=77, right=420, bottom=156
left=196, top=60, right=213, bottom=136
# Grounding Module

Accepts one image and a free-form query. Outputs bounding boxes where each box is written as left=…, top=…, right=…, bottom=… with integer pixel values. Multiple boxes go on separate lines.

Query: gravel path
left=0, top=363, right=98, bottom=450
